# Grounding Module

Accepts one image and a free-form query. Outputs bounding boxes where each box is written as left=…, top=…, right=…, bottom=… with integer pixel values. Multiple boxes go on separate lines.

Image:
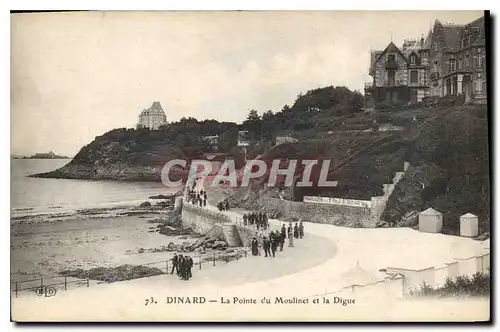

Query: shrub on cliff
left=382, top=105, right=490, bottom=234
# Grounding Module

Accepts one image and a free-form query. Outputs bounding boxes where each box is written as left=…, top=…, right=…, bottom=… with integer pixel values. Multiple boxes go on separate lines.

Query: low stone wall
left=181, top=203, right=231, bottom=234
left=259, top=162, right=410, bottom=227
left=259, top=197, right=372, bottom=226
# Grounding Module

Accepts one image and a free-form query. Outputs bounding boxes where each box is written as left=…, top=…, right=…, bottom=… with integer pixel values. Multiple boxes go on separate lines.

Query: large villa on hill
left=365, top=15, right=487, bottom=109
left=137, top=101, right=167, bottom=130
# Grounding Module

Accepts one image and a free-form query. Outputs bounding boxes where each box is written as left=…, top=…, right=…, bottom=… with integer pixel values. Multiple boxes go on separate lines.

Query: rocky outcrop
left=29, top=128, right=205, bottom=181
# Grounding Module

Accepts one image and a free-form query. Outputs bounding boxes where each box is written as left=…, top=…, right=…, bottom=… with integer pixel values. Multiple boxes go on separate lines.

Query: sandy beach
left=10, top=211, right=191, bottom=281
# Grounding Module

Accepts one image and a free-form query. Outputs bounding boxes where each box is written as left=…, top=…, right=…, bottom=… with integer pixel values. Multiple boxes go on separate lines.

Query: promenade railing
left=11, top=246, right=250, bottom=298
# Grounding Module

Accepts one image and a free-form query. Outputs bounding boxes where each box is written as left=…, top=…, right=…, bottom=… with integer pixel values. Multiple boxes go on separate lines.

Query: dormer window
left=410, top=55, right=416, bottom=64
left=388, top=53, right=396, bottom=62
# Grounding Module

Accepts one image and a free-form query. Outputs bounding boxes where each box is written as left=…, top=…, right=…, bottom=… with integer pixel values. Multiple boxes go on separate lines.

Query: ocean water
left=10, top=159, right=176, bottom=221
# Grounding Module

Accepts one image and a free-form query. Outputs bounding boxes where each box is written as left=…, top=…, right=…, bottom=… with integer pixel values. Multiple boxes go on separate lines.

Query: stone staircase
left=221, top=224, right=243, bottom=247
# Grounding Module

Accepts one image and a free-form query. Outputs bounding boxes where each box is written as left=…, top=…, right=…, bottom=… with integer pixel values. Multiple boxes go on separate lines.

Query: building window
left=388, top=53, right=396, bottom=63
left=410, top=70, right=418, bottom=84
left=465, top=54, right=470, bottom=68
left=477, top=49, right=483, bottom=67
left=450, top=59, right=457, bottom=72
left=410, top=55, right=416, bottom=64
left=388, top=70, right=396, bottom=86
left=475, top=74, right=483, bottom=93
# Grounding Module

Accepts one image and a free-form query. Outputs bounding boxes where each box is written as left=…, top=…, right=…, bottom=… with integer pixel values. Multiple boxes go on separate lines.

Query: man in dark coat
left=186, top=256, right=193, bottom=279
left=251, top=237, right=259, bottom=256
left=294, top=223, right=299, bottom=239
left=262, top=236, right=271, bottom=258
left=178, top=254, right=185, bottom=278
left=269, top=231, right=277, bottom=257
left=171, top=253, right=179, bottom=275
left=225, top=200, right=230, bottom=211
left=243, top=214, right=248, bottom=226
left=280, top=224, right=286, bottom=251
left=299, top=222, right=304, bottom=239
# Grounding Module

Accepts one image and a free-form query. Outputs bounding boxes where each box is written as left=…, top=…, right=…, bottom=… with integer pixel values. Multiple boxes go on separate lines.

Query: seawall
left=258, top=162, right=410, bottom=227
left=181, top=203, right=246, bottom=247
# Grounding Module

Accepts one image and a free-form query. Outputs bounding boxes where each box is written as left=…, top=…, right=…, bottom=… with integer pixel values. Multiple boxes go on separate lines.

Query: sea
left=10, top=159, right=176, bottom=223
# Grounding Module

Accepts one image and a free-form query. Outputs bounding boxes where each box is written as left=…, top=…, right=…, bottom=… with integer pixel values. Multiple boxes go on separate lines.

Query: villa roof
left=375, top=41, right=408, bottom=64
left=421, top=29, right=433, bottom=50
left=442, top=25, right=464, bottom=51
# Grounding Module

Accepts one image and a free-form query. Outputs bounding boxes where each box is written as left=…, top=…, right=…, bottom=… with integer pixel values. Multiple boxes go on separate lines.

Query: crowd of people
left=243, top=212, right=269, bottom=230
left=217, top=199, right=230, bottom=211
left=250, top=221, right=305, bottom=258
left=187, top=189, right=208, bottom=207
left=170, top=253, right=194, bottom=280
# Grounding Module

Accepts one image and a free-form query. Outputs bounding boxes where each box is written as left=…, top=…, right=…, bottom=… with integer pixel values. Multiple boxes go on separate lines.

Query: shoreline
left=10, top=208, right=191, bottom=279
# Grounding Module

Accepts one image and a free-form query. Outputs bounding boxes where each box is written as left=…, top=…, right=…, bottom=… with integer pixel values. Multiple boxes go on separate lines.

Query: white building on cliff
left=137, top=101, right=167, bottom=130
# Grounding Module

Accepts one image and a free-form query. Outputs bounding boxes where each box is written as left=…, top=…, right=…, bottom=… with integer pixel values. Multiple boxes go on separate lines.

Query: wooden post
left=87, top=279, right=90, bottom=287
left=64, top=277, right=67, bottom=291
left=15, top=282, right=18, bottom=298
left=244, top=248, right=247, bottom=258
left=199, top=255, right=201, bottom=269
left=40, top=276, right=43, bottom=287
left=213, top=253, right=216, bottom=266
left=166, top=260, right=169, bottom=274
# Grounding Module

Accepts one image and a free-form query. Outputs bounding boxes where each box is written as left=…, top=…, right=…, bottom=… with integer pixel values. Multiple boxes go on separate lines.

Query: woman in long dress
left=287, top=225, right=294, bottom=247
left=251, top=237, right=259, bottom=256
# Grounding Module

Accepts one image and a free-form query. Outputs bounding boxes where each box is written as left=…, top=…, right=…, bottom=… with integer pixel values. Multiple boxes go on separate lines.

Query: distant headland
left=13, top=151, right=70, bottom=160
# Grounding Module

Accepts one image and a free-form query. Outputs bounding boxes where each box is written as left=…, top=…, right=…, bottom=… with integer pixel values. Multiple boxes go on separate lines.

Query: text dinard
left=164, top=296, right=356, bottom=306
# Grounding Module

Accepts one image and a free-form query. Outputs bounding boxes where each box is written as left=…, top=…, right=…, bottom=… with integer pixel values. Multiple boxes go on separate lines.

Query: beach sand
left=10, top=213, right=190, bottom=280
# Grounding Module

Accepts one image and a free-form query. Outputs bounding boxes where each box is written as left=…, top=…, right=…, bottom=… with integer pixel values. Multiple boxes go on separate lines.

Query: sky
left=11, top=10, right=483, bottom=157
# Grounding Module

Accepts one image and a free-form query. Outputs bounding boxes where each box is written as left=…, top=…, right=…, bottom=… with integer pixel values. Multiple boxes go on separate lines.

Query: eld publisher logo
left=33, top=286, right=57, bottom=297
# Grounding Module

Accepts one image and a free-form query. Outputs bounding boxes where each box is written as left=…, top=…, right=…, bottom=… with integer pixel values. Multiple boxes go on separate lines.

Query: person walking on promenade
left=243, top=214, right=248, bottom=226
left=204, top=191, right=208, bottom=204
left=299, top=221, right=304, bottom=239
left=263, top=236, right=271, bottom=258
left=186, top=256, right=193, bottom=279
left=269, top=231, right=277, bottom=257
left=171, top=253, right=179, bottom=275
left=251, top=237, right=259, bottom=256
left=287, top=223, right=294, bottom=247
left=294, top=223, right=299, bottom=239
left=280, top=224, right=286, bottom=251
left=225, top=200, right=230, bottom=211
left=178, top=254, right=185, bottom=279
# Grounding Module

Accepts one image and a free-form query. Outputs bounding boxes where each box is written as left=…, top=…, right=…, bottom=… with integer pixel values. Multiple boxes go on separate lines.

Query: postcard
left=10, top=10, right=490, bottom=322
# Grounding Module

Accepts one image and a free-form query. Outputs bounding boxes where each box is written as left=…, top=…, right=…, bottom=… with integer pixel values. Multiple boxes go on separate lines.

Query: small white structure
left=418, top=207, right=443, bottom=233
left=460, top=213, right=479, bottom=237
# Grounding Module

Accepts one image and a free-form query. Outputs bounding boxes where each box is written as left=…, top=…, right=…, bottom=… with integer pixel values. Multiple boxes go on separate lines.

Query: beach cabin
left=418, top=207, right=443, bottom=233
left=460, top=213, right=479, bottom=237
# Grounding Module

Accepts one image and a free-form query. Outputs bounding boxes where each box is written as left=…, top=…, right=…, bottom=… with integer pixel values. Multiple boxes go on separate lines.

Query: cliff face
left=31, top=128, right=208, bottom=182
